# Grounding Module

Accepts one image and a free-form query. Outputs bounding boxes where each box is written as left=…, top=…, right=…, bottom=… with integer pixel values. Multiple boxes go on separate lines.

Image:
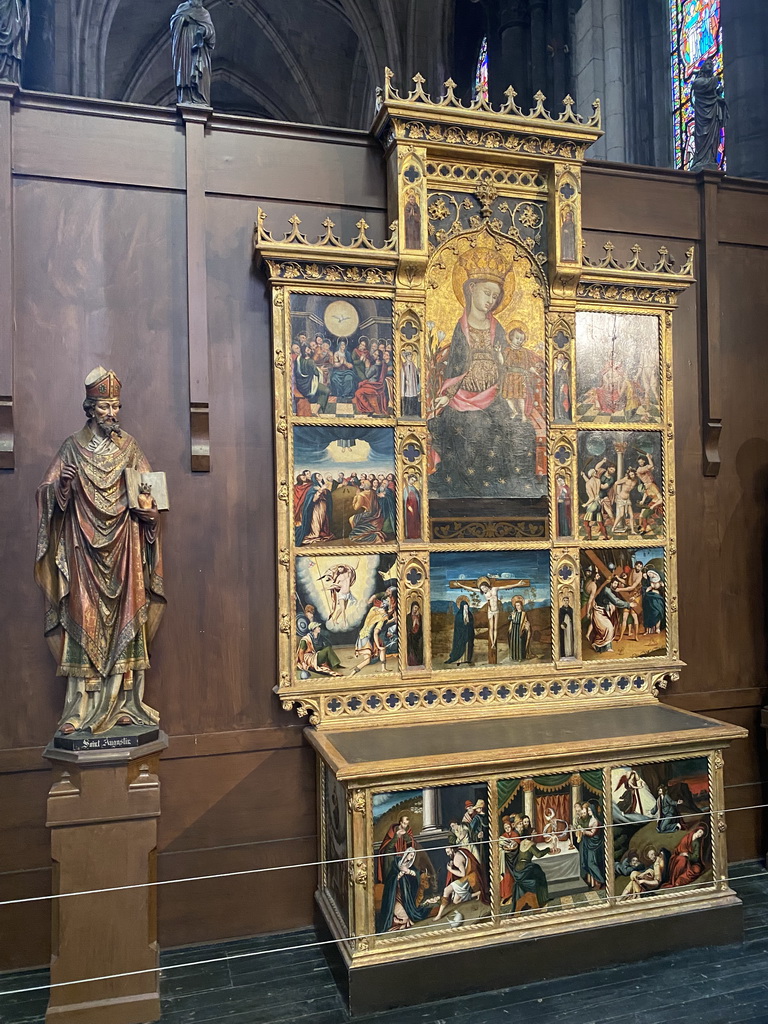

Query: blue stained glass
left=474, top=36, right=489, bottom=104
left=670, top=0, right=725, bottom=169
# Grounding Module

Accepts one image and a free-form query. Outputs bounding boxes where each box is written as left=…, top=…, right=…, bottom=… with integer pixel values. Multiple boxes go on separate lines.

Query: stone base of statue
left=51, top=725, right=161, bottom=753
left=43, top=734, right=168, bottom=1024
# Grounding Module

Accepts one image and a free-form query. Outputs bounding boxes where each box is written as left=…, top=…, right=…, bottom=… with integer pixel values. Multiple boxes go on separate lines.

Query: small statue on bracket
left=0, top=0, right=30, bottom=85
left=170, top=0, right=216, bottom=107
left=690, top=57, right=728, bottom=173
left=35, top=369, right=167, bottom=745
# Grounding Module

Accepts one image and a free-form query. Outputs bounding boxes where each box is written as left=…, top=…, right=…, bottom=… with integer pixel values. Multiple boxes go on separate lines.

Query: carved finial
left=384, top=66, right=394, bottom=100
left=589, top=98, right=602, bottom=128
left=530, top=90, right=548, bottom=119
left=475, top=180, right=499, bottom=220
left=500, top=85, right=523, bottom=117
left=559, top=94, right=578, bottom=123
left=442, top=77, right=459, bottom=106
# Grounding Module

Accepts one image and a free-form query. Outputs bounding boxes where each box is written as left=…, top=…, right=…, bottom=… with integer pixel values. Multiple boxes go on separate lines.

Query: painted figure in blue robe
left=377, top=479, right=397, bottom=536
left=295, top=473, right=334, bottom=545
left=578, top=801, right=606, bottom=889
left=445, top=597, right=474, bottom=665
left=642, top=569, right=665, bottom=633
left=295, top=343, right=330, bottom=412
left=329, top=340, right=357, bottom=401
left=376, top=847, right=435, bottom=932
left=654, top=785, right=683, bottom=833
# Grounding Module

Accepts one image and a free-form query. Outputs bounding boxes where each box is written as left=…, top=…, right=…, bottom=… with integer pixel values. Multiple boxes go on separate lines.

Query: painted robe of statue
left=0, top=0, right=29, bottom=84
left=35, top=369, right=165, bottom=736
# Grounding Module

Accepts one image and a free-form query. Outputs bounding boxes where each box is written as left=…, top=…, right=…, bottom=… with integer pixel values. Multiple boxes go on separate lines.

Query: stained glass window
left=670, top=0, right=725, bottom=169
left=474, top=36, right=489, bottom=104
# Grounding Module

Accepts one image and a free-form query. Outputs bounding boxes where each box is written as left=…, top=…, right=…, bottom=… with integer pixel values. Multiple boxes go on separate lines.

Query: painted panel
left=373, top=783, right=491, bottom=934
left=611, top=756, right=712, bottom=898
left=578, top=431, right=664, bottom=541
left=497, top=773, right=608, bottom=915
left=430, top=551, right=551, bottom=668
left=324, top=765, right=349, bottom=929
left=289, top=294, right=394, bottom=418
left=581, top=548, right=667, bottom=660
left=575, top=312, right=661, bottom=424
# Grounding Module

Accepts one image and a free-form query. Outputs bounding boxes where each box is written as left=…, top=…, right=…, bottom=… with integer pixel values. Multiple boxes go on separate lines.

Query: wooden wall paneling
left=582, top=163, right=700, bottom=240
left=718, top=180, right=768, bottom=247
left=204, top=123, right=387, bottom=209
left=0, top=85, right=15, bottom=468
left=705, top=706, right=768, bottom=863
left=698, top=171, right=723, bottom=476
left=180, top=106, right=212, bottom=472
left=156, top=745, right=317, bottom=946
left=11, top=101, right=185, bottom=190
left=5, top=177, right=188, bottom=751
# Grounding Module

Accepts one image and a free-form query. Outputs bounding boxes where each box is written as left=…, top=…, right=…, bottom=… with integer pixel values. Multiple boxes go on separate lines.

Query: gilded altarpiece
left=256, top=73, right=745, bottom=1004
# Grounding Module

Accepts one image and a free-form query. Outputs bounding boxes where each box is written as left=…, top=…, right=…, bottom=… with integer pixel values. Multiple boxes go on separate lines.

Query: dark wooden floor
left=2, top=863, right=768, bottom=1024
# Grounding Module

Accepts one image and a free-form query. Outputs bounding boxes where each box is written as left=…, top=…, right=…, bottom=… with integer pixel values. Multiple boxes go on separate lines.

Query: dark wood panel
left=719, top=185, right=768, bottom=246
left=12, top=105, right=185, bottom=189
left=205, top=128, right=386, bottom=207
left=0, top=869, right=51, bottom=971
left=582, top=164, right=700, bottom=239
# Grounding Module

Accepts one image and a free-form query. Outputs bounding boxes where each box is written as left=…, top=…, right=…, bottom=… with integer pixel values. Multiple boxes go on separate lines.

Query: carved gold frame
left=254, top=72, right=695, bottom=730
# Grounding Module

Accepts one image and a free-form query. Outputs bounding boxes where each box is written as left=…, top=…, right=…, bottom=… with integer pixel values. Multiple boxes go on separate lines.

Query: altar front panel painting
left=323, top=766, right=350, bottom=930
left=373, top=784, right=491, bottom=935
left=611, top=757, right=712, bottom=899
left=498, top=773, right=608, bottom=915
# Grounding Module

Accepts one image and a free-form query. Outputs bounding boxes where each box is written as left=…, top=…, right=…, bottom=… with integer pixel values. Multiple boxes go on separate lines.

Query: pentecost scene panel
left=611, top=757, right=713, bottom=901
left=295, top=552, right=398, bottom=679
left=289, top=294, right=394, bottom=418
left=323, top=767, right=350, bottom=931
left=373, top=784, right=491, bottom=936
left=430, top=550, right=551, bottom=670
left=498, top=773, right=608, bottom=917
left=574, top=312, right=662, bottom=424
left=425, top=231, right=548, bottom=542
left=577, top=430, right=665, bottom=542
left=293, top=426, right=397, bottom=547
left=581, top=548, right=667, bottom=661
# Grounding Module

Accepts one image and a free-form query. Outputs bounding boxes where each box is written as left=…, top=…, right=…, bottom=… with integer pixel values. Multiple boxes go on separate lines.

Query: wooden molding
left=179, top=103, right=213, bottom=472
left=0, top=84, right=17, bottom=470
left=698, top=168, right=724, bottom=477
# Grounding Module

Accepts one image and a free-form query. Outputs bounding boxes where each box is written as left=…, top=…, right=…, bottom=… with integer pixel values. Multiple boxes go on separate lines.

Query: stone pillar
left=570, top=773, right=583, bottom=814
left=497, top=0, right=530, bottom=107
left=420, top=787, right=442, bottom=834
left=44, top=739, right=167, bottom=1024
left=572, top=0, right=626, bottom=161
left=522, top=778, right=536, bottom=826
left=529, top=0, right=548, bottom=101
left=720, top=0, right=768, bottom=180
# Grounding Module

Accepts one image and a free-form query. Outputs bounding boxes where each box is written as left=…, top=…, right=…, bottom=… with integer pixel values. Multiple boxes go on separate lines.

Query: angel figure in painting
left=428, top=248, right=539, bottom=497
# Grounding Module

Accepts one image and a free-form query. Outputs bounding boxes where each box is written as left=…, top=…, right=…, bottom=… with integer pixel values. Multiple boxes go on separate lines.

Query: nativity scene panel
left=373, top=784, right=491, bottom=936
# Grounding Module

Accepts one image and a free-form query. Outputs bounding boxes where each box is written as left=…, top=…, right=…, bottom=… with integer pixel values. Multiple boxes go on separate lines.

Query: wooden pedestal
left=43, top=736, right=167, bottom=1024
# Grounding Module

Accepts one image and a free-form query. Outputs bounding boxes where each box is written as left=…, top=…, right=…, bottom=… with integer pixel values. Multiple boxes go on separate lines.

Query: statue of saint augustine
left=35, top=369, right=166, bottom=738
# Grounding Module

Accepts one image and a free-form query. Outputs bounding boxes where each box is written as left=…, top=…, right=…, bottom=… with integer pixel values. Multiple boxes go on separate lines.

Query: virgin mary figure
left=427, top=248, right=539, bottom=498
